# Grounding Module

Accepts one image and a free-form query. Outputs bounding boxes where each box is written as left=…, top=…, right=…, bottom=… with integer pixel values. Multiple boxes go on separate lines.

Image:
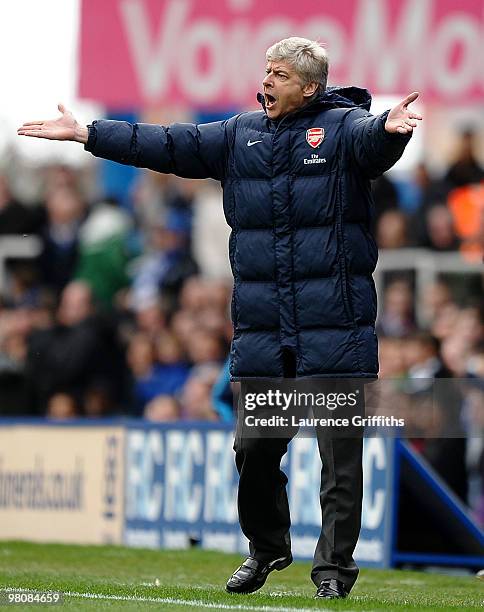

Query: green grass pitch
left=0, top=542, right=482, bottom=611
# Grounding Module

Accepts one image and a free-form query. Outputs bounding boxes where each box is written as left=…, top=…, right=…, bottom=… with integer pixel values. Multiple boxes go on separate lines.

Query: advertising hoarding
left=80, top=0, right=484, bottom=108
left=124, top=422, right=394, bottom=566
left=0, top=425, right=125, bottom=545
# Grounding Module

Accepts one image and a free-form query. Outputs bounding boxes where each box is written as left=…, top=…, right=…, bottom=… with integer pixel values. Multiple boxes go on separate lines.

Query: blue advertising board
left=123, top=422, right=395, bottom=567
left=3, top=419, right=481, bottom=568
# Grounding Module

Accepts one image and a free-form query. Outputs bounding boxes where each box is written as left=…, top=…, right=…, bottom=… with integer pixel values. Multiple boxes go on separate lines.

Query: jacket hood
left=257, top=85, right=372, bottom=114
left=321, top=86, right=372, bottom=110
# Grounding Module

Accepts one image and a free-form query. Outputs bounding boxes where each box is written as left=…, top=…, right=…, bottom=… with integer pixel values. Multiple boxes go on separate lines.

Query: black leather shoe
left=315, top=578, right=349, bottom=599
left=225, top=554, right=293, bottom=594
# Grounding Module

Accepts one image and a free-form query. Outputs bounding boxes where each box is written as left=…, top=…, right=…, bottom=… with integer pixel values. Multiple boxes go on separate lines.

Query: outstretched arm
left=346, top=92, right=423, bottom=179
left=18, top=105, right=230, bottom=181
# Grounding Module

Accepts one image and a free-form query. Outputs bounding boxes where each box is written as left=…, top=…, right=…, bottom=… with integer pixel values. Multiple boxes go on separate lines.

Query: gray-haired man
left=19, top=37, right=421, bottom=599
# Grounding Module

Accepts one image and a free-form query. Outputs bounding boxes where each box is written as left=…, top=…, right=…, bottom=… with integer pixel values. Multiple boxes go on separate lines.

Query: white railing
left=0, top=235, right=42, bottom=290
left=0, top=238, right=481, bottom=329
left=375, top=249, right=483, bottom=327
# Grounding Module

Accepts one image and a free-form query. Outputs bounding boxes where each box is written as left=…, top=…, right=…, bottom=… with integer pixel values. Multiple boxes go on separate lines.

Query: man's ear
left=302, top=82, right=318, bottom=98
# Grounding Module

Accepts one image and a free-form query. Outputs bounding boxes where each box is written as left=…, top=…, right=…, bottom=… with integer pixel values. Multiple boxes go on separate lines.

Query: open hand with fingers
left=17, top=104, right=88, bottom=143
left=385, top=92, right=422, bottom=135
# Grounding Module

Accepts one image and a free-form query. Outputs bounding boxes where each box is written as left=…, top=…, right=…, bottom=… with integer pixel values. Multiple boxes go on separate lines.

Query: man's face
left=262, top=60, right=317, bottom=120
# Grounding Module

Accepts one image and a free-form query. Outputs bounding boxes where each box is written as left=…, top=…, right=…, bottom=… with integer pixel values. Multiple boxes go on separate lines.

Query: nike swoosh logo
left=247, top=139, right=262, bottom=147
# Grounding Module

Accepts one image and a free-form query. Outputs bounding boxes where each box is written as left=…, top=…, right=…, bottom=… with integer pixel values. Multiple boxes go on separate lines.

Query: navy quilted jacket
left=85, top=87, right=411, bottom=380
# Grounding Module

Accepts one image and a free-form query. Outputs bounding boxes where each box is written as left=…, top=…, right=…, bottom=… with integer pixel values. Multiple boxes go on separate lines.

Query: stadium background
left=0, top=0, right=483, bottom=582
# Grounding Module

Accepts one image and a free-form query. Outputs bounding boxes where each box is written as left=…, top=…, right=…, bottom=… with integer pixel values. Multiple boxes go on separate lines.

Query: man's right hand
left=17, top=104, right=88, bottom=144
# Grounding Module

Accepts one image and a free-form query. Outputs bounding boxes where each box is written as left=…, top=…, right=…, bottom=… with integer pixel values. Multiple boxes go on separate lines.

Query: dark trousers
left=233, top=381, right=364, bottom=592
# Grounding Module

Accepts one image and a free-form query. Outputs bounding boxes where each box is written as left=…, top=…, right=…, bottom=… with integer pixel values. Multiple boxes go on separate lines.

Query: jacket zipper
left=335, top=175, right=356, bottom=325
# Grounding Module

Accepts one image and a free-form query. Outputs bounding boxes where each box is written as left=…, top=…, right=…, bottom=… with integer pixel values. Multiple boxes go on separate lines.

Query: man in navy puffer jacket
left=19, top=36, right=421, bottom=599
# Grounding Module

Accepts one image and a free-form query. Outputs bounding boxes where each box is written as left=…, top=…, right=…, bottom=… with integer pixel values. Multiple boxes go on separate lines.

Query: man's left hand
left=385, top=92, right=422, bottom=135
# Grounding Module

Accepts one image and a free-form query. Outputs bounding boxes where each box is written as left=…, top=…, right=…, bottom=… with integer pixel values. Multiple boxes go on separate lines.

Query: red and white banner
left=79, top=0, right=484, bottom=108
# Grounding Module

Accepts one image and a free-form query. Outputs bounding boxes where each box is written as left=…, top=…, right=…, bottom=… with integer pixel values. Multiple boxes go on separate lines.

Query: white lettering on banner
left=250, top=19, right=293, bottom=89
left=179, top=21, right=225, bottom=103
left=355, top=537, right=383, bottom=562
left=349, top=0, right=430, bottom=91
left=125, top=431, right=163, bottom=521
left=291, top=535, right=319, bottom=557
left=362, top=438, right=385, bottom=530
left=288, top=438, right=320, bottom=525
left=124, top=527, right=160, bottom=548
left=203, top=432, right=237, bottom=522
left=202, top=530, right=238, bottom=552
left=430, top=15, right=481, bottom=95
left=164, top=431, right=203, bottom=522
left=113, top=0, right=484, bottom=105
left=225, top=22, right=252, bottom=100
left=302, top=18, right=345, bottom=76
left=120, top=0, right=190, bottom=100
left=163, top=529, right=189, bottom=548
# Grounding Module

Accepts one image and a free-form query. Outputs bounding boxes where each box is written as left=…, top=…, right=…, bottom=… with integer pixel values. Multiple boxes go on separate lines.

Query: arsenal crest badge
left=306, top=127, right=325, bottom=148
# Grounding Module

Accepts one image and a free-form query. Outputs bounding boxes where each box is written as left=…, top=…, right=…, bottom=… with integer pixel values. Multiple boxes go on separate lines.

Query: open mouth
left=264, top=92, right=277, bottom=109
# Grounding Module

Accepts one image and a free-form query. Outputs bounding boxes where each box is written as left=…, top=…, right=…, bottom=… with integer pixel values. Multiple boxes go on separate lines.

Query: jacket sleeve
left=84, top=119, right=228, bottom=181
left=344, top=109, right=412, bottom=179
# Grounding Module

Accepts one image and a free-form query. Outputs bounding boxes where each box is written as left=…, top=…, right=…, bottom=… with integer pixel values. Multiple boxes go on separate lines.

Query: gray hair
left=266, top=37, right=328, bottom=92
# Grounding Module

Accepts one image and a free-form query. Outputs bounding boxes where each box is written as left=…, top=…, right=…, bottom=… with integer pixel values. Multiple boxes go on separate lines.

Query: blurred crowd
left=373, top=129, right=484, bottom=258
left=0, top=125, right=483, bottom=520
left=0, top=165, right=232, bottom=422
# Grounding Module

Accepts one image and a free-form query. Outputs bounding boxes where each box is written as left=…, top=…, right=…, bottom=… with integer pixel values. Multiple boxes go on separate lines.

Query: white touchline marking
left=0, top=587, right=359, bottom=611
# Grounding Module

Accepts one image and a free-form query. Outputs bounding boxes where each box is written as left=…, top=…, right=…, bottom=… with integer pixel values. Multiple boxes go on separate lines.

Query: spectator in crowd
left=0, top=306, right=32, bottom=415
left=421, top=280, right=453, bottom=324
left=170, top=308, right=198, bottom=347
left=377, top=337, right=406, bottom=379
left=132, top=295, right=166, bottom=339
left=370, top=174, right=399, bottom=235
left=130, top=209, right=198, bottom=315
left=376, top=210, right=408, bottom=249
left=447, top=181, right=484, bottom=260
left=444, top=128, right=484, bottom=190
left=170, top=277, right=231, bottom=361
left=377, top=278, right=416, bottom=337
left=408, top=163, right=452, bottom=246
left=455, top=306, right=484, bottom=350
left=411, top=162, right=449, bottom=211
left=155, top=330, right=191, bottom=385
left=403, top=332, right=449, bottom=379
left=38, top=186, right=85, bottom=293
left=127, top=331, right=190, bottom=415
left=212, top=357, right=235, bottom=423
left=42, top=163, right=81, bottom=194
left=46, top=392, right=79, bottom=419
left=179, top=363, right=221, bottom=421
left=127, top=332, right=162, bottom=413
left=423, top=204, right=460, bottom=251
left=192, top=182, right=232, bottom=279
left=4, top=260, right=41, bottom=309
left=144, top=395, right=181, bottom=422
left=185, top=328, right=224, bottom=365
left=26, top=280, right=124, bottom=414
left=430, top=301, right=460, bottom=342
left=440, top=334, right=471, bottom=378
left=0, top=173, right=42, bottom=235
left=75, top=197, right=132, bottom=309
